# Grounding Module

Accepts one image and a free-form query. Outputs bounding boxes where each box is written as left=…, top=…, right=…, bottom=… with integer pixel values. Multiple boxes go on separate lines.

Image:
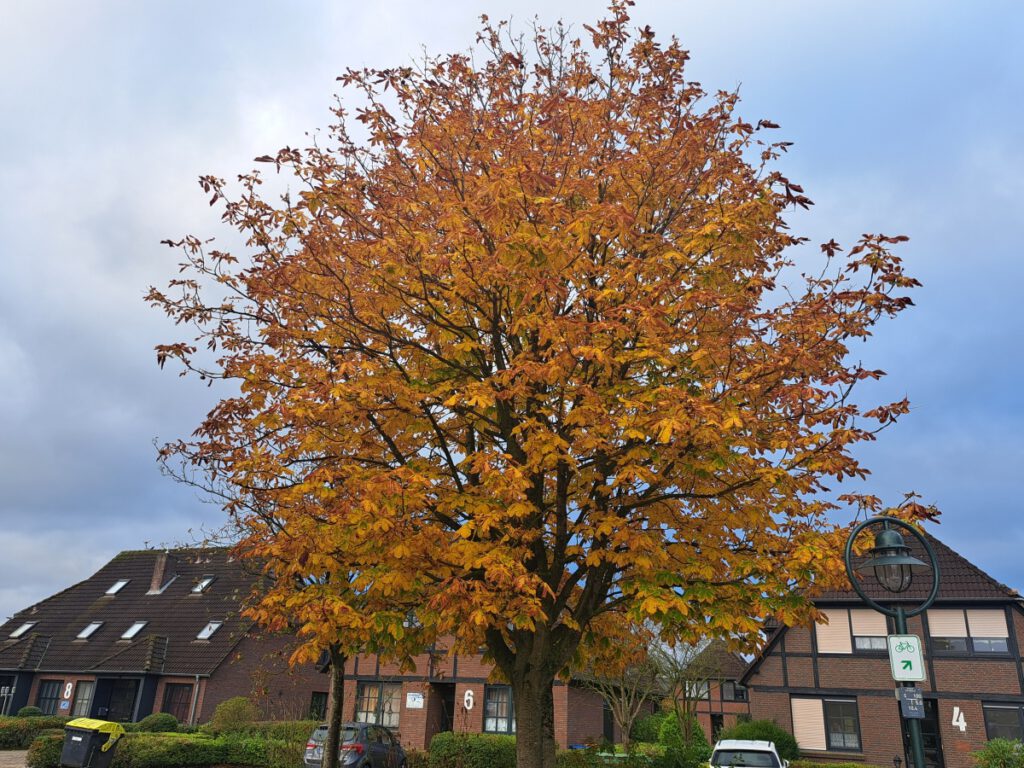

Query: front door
left=901, top=698, right=944, bottom=768
left=107, top=679, right=140, bottom=722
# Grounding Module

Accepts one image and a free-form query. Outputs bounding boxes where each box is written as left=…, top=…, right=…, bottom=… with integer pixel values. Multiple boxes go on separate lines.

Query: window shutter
left=850, top=609, right=887, bottom=637
left=967, top=610, right=1008, bottom=638
left=791, top=698, right=826, bottom=750
left=927, top=609, right=967, bottom=637
left=815, top=609, right=852, bottom=654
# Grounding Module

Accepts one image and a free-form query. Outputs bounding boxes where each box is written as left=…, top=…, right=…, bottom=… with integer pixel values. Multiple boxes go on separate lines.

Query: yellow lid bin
left=60, top=719, right=126, bottom=768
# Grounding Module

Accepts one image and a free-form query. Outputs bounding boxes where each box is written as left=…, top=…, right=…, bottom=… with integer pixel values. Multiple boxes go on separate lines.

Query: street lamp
left=844, top=517, right=940, bottom=768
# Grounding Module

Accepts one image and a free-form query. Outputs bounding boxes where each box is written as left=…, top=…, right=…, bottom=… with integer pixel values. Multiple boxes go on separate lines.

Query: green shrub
left=406, top=749, right=430, bottom=768
left=791, top=763, right=884, bottom=768
left=632, top=712, right=669, bottom=744
left=0, top=716, right=71, bottom=749
left=136, top=713, right=179, bottom=733
left=16, top=707, right=44, bottom=718
left=208, top=696, right=259, bottom=734
left=428, top=732, right=517, bottom=768
left=26, top=733, right=63, bottom=768
left=655, top=714, right=709, bottom=768
left=974, top=739, right=1024, bottom=768
left=716, top=719, right=798, bottom=762
left=245, top=720, right=321, bottom=743
left=557, top=748, right=653, bottom=767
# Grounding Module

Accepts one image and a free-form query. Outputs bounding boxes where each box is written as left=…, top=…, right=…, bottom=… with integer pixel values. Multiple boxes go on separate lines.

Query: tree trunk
left=510, top=669, right=557, bottom=768
left=323, top=646, right=346, bottom=768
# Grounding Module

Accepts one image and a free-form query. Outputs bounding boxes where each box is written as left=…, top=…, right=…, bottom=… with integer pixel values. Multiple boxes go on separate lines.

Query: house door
left=106, top=679, right=140, bottom=722
left=0, top=676, right=14, bottom=716
left=901, top=698, right=944, bottom=768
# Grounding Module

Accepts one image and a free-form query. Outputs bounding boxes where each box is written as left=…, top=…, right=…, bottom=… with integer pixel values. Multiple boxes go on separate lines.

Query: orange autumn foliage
left=150, top=4, right=929, bottom=766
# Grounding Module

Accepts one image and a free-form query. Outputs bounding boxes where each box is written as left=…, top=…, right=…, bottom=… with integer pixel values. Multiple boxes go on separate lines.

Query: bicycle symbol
left=894, top=641, right=916, bottom=653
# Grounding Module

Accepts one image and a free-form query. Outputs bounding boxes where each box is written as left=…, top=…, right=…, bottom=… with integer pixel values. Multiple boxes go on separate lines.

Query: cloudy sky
left=1, top=1, right=1022, bottom=621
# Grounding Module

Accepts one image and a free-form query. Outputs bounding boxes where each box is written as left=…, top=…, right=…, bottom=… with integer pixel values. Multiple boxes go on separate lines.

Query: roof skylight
left=105, top=579, right=129, bottom=595
left=196, top=621, right=223, bottom=640
left=121, top=621, right=148, bottom=640
left=9, top=622, right=36, bottom=638
left=192, top=576, right=216, bottom=594
left=77, top=621, right=103, bottom=640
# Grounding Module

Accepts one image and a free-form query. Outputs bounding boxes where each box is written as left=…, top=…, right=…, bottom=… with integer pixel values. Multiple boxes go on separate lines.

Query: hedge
left=716, top=720, right=799, bottom=762
left=135, top=713, right=179, bottom=734
left=429, top=732, right=517, bottom=768
left=0, top=716, right=71, bottom=749
left=791, top=763, right=885, bottom=768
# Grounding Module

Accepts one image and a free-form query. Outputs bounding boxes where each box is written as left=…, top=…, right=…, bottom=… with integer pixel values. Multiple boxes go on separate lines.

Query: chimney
left=148, top=551, right=178, bottom=594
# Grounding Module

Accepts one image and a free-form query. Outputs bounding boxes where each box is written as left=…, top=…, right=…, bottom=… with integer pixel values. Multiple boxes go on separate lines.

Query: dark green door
left=901, top=698, right=944, bottom=768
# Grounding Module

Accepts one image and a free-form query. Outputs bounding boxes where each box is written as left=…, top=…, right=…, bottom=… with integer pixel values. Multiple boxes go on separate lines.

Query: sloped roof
left=0, top=548, right=261, bottom=676
left=815, top=531, right=1016, bottom=604
left=689, top=639, right=748, bottom=681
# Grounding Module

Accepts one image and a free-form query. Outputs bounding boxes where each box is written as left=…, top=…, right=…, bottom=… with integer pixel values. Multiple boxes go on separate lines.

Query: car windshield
left=712, top=750, right=780, bottom=768
left=311, top=727, right=360, bottom=744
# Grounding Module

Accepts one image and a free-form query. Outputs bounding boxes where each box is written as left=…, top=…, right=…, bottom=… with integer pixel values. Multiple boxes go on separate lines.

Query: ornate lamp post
left=844, top=517, right=940, bottom=768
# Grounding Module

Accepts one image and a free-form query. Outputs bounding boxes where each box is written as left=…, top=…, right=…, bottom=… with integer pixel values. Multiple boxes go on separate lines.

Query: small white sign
left=888, top=634, right=926, bottom=682
left=406, top=692, right=424, bottom=709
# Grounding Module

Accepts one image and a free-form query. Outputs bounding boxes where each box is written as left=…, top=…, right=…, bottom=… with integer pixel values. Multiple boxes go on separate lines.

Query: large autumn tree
left=150, top=5, right=927, bottom=767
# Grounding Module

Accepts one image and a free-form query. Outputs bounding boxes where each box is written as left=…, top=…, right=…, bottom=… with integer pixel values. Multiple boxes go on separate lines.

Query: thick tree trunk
left=323, top=646, right=346, bottom=768
left=510, top=668, right=558, bottom=768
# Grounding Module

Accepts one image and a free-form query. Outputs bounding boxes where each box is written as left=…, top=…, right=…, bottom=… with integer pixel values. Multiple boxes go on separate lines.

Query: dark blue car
left=304, top=722, right=407, bottom=768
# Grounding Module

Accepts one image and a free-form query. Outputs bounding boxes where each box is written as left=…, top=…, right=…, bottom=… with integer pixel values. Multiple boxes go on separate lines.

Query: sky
left=1, top=1, right=1022, bottom=621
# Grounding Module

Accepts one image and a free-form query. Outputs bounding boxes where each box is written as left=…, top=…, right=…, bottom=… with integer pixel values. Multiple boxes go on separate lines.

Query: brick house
left=0, top=546, right=613, bottom=748
left=742, top=534, right=1024, bottom=768
left=685, top=640, right=751, bottom=740
left=0, top=548, right=324, bottom=723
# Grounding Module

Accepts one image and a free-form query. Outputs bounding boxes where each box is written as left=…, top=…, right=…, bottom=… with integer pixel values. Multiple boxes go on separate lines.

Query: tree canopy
left=150, top=4, right=928, bottom=766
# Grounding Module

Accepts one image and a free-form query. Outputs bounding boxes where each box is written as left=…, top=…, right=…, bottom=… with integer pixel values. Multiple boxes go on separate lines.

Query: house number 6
left=463, top=690, right=474, bottom=710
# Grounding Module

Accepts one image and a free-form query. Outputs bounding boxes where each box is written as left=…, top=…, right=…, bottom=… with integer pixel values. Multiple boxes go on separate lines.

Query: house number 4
left=951, top=707, right=967, bottom=733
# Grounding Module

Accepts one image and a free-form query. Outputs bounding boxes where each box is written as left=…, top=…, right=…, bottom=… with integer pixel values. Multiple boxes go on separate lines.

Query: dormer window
left=196, top=621, right=223, bottom=640
left=77, top=622, right=103, bottom=640
left=192, top=576, right=215, bottom=594
left=106, top=579, right=129, bottom=595
left=9, top=622, right=36, bottom=638
left=121, top=621, right=148, bottom=640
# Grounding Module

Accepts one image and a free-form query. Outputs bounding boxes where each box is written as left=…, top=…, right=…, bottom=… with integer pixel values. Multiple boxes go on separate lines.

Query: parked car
left=304, top=722, right=407, bottom=768
left=710, top=739, right=788, bottom=768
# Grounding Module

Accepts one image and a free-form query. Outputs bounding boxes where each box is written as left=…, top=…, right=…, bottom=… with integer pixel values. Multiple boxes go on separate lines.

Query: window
left=9, top=622, right=36, bottom=638
left=36, top=680, right=63, bottom=715
left=355, top=682, right=401, bottom=728
left=196, top=621, right=223, bottom=640
left=722, top=681, right=748, bottom=702
left=853, top=636, right=887, bottom=651
left=686, top=681, right=710, bottom=700
left=984, top=705, right=1024, bottom=741
left=121, top=621, right=148, bottom=640
left=817, top=609, right=888, bottom=655
left=77, top=622, right=103, bottom=640
left=484, top=685, right=516, bottom=734
left=929, top=609, right=1010, bottom=656
left=72, top=682, right=95, bottom=718
left=309, top=691, right=328, bottom=720
left=824, top=700, right=861, bottom=751
left=192, top=576, right=215, bottom=594
left=105, top=579, right=129, bottom=595
left=161, top=683, right=194, bottom=722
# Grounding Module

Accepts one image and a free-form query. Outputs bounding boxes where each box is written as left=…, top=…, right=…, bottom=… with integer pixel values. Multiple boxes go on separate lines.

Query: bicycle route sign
left=888, top=634, right=926, bottom=682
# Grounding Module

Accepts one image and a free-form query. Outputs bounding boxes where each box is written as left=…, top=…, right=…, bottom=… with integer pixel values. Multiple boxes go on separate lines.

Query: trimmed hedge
left=428, top=732, right=516, bottom=768
left=208, top=696, right=259, bottom=734
left=17, top=707, right=44, bottom=718
left=716, top=720, right=798, bottom=762
left=0, top=716, right=71, bottom=749
left=407, top=749, right=430, bottom=768
left=791, top=763, right=884, bottom=768
left=136, top=713, right=179, bottom=733
left=26, top=733, right=62, bottom=768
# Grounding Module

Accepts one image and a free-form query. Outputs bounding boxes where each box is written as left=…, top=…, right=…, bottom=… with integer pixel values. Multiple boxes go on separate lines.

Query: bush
left=244, top=720, right=321, bottom=743
left=16, top=707, right=44, bottom=718
left=791, top=763, right=884, bottom=768
left=136, top=713, right=179, bottom=733
left=556, top=748, right=653, bottom=767
left=632, top=712, right=669, bottom=744
left=0, top=716, right=70, bottom=749
left=974, top=739, right=1024, bottom=768
left=716, top=720, right=798, bottom=762
left=655, top=714, right=710, bottom=768
left=428, top=732, right=517, bottom=768
left=207, top=696, right=259, bottom=735
left=407, top=749, right=430, bottom=768
left=26, top=733, right=63, bottom=768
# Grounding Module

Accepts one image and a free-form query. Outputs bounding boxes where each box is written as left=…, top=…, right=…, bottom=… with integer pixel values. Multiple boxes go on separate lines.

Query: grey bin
left=60, top=718, right=126, bottom=768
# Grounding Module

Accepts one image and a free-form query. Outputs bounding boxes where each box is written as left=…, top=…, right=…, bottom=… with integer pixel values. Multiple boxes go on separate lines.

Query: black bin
left=60, top=718, right=125, bottom=768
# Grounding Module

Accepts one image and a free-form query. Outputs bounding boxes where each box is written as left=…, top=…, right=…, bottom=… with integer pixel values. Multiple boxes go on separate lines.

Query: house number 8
left=463, top=690, right=474, bottom=710
left=63, top=683, right=74, bottom=699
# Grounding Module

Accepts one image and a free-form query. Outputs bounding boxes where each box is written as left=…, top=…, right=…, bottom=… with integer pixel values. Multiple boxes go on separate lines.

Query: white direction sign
left=888, top=634, right=926, bottom=682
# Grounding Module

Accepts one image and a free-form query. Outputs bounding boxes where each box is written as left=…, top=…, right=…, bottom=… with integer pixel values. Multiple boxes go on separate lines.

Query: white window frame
left=9, top=622, right=36, bottom=638
left=121, top=621, right=148, bottom=640
left=105, top=579, right=130, bottom=595
left=77, top=622, right=103, bottom=640
left=196, top=621, right=223, bottom=640
left=191, top=576, right=215, bottom=594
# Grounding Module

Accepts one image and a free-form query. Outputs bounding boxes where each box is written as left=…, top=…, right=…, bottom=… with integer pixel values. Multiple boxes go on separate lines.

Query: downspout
left=188, top=676, right=201, bottom=725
